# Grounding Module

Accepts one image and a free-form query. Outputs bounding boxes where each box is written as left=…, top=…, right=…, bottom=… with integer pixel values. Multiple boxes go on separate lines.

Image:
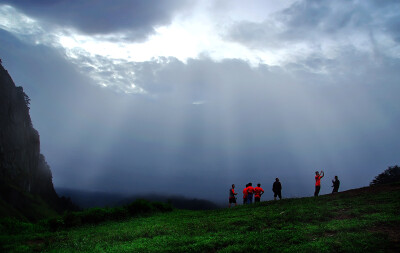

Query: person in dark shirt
left=332, top=176, right=340, bottom=193
left=272, top=178, right=282, bottom=200
left=243, top=183, right=249, bottom=205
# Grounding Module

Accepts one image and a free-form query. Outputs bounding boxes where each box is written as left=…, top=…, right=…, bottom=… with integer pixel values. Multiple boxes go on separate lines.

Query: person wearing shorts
left=254, top=183, right=264, bottom=203
left=229, top=184, right=238, bottom=207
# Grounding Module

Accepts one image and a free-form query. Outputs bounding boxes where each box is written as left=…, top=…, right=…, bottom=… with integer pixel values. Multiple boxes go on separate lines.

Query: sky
left=0, top=0, right=399, bottom=204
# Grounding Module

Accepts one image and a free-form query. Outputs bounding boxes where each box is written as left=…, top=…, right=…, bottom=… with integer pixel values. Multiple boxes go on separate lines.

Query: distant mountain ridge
left=56, top=187, right=220, bottom=210
left=0, top=62, right=74, bottom=220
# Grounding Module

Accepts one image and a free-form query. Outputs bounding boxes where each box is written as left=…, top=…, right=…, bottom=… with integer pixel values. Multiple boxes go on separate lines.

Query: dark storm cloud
left=0, top=0, right=189, bottom=40
left=226, top=0, right=400, bottom=49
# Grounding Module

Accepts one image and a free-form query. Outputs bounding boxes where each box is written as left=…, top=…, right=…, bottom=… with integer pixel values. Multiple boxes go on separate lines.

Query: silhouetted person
left=229, top=184, right=238, bottom=207
left=243, top=183, right=249, bottom=204
left=314, top=170, right=324, bottom=197
left=246, top=183, right=255, bottom=204
left=254, top=183, right=264, bottom=202
left=272, top=178, right=282, bottom=200
left=331, top=176, right=340, bottom=193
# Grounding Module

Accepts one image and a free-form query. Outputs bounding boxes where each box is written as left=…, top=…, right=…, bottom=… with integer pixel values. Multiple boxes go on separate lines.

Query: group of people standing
left=229, top=172, right=341, bottom=207
left=314, top=171, right=340, bottom=196
left=228, top=178, right=283, bottom=208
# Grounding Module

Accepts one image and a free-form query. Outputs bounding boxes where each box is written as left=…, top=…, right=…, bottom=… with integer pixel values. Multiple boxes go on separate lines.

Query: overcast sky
left=0, top=0, right=399, bottom=204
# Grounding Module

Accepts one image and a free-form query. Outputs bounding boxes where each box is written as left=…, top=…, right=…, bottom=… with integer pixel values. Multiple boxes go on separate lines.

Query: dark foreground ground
left=1, top=183, right=399, bottom=252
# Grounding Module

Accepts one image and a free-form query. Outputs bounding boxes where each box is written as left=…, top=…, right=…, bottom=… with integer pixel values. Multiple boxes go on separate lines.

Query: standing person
left=254, top=183, right=264, bottom=203
left=272, top=178, right=282, bottom=200
left=229, top=184, right=238, bottom=207
left=243, top=184, right=249, bottom=205
left=246, top=183, right=255, bottom=204
left=314, top=170, right=324, bottom=197
left=331, top=176, right=340, bottom=193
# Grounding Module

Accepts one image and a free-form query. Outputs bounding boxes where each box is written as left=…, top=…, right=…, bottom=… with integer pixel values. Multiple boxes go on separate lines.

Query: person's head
left=315, top=171, right=319, bottom=175
left=246, top=183, right=249, bottom=187
left=335, top=176, right=338, bottom=180
left=249, top=182, right=252, bottom=186
left=275, top=178, right=279, bottom=182
left=257, top=183, right=261, bottom=187
left=232, top=184, right=235, bottom=188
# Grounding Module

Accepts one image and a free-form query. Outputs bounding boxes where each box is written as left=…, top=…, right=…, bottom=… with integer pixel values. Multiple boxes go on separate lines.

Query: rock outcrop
left=0, top=62, right=65, bottom=220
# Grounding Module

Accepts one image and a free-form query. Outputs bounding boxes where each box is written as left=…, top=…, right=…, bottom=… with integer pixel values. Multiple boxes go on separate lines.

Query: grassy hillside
left=1, top=183, right=399, bottom=252
left=0, top=183, right=59, bottom=221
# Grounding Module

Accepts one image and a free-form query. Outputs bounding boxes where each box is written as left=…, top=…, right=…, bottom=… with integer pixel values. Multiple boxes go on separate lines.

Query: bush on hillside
left=46, top=199, right=173, bottom=230
left=0, top=217, right=40, bottom=235
left=370, top=165, right=400, bottom=186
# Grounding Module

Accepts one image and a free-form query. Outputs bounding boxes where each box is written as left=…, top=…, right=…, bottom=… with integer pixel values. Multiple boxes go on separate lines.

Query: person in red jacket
left=314, top=170, right=324, bottom=197
left=243, top=183, right=249, bottom=205
left=254, top=183, right=264, bottom=203
left=246, top=183, right=255, bottom=204
left=229, top=184, right=238, bottom=208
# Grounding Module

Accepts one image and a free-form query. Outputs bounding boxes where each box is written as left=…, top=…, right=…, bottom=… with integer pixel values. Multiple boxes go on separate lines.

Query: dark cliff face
left=0, top=63, right=61, bottom=218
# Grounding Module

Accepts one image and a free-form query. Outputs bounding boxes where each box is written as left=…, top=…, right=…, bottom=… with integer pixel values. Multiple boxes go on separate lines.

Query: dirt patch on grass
left=27, top=238, right=46, bottom=246
left=230, top=220, right=246, bottom=226
left=369, top=224, right=400, bottom=252
left=334, top=213, right=354, bottom=220
left=332, top=208, right=356, bottom=220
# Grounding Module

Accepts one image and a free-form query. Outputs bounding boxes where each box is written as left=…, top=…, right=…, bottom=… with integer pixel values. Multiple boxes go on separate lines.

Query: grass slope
left=0, top=183, right=59, bottom=221
left=1, top=183, right=399, bottom=252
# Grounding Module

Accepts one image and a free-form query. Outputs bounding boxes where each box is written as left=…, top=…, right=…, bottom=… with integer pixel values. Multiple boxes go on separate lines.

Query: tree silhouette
left=370, top=165, right=400, bottom=186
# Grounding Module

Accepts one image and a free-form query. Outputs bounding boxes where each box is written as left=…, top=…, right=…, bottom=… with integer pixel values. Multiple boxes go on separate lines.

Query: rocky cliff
left=0, top=62, right=66, bottom=220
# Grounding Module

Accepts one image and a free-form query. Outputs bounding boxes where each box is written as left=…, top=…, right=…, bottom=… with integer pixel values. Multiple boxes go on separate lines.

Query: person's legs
left=314, top=186, right=320, bottom=196
left=247, top=194, right=253, bottom=204
left=278, top=191, right=282, bottom=200
left=255, top=197, right=260, bottom=203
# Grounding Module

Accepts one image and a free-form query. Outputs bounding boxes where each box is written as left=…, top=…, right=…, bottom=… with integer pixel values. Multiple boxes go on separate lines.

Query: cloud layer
left=0, top=0, right=188, bottom=40
left=0, top=0, right=399, bottom=203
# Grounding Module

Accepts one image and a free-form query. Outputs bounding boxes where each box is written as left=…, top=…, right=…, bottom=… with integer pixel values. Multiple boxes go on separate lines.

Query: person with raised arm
left=314, top=170, right=324, bottom=197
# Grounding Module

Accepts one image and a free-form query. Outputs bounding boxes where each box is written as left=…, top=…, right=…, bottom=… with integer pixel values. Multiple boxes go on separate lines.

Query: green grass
left=1, top=183, right=399, bottom=252
left=0, top=182, right=59, bottom=221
